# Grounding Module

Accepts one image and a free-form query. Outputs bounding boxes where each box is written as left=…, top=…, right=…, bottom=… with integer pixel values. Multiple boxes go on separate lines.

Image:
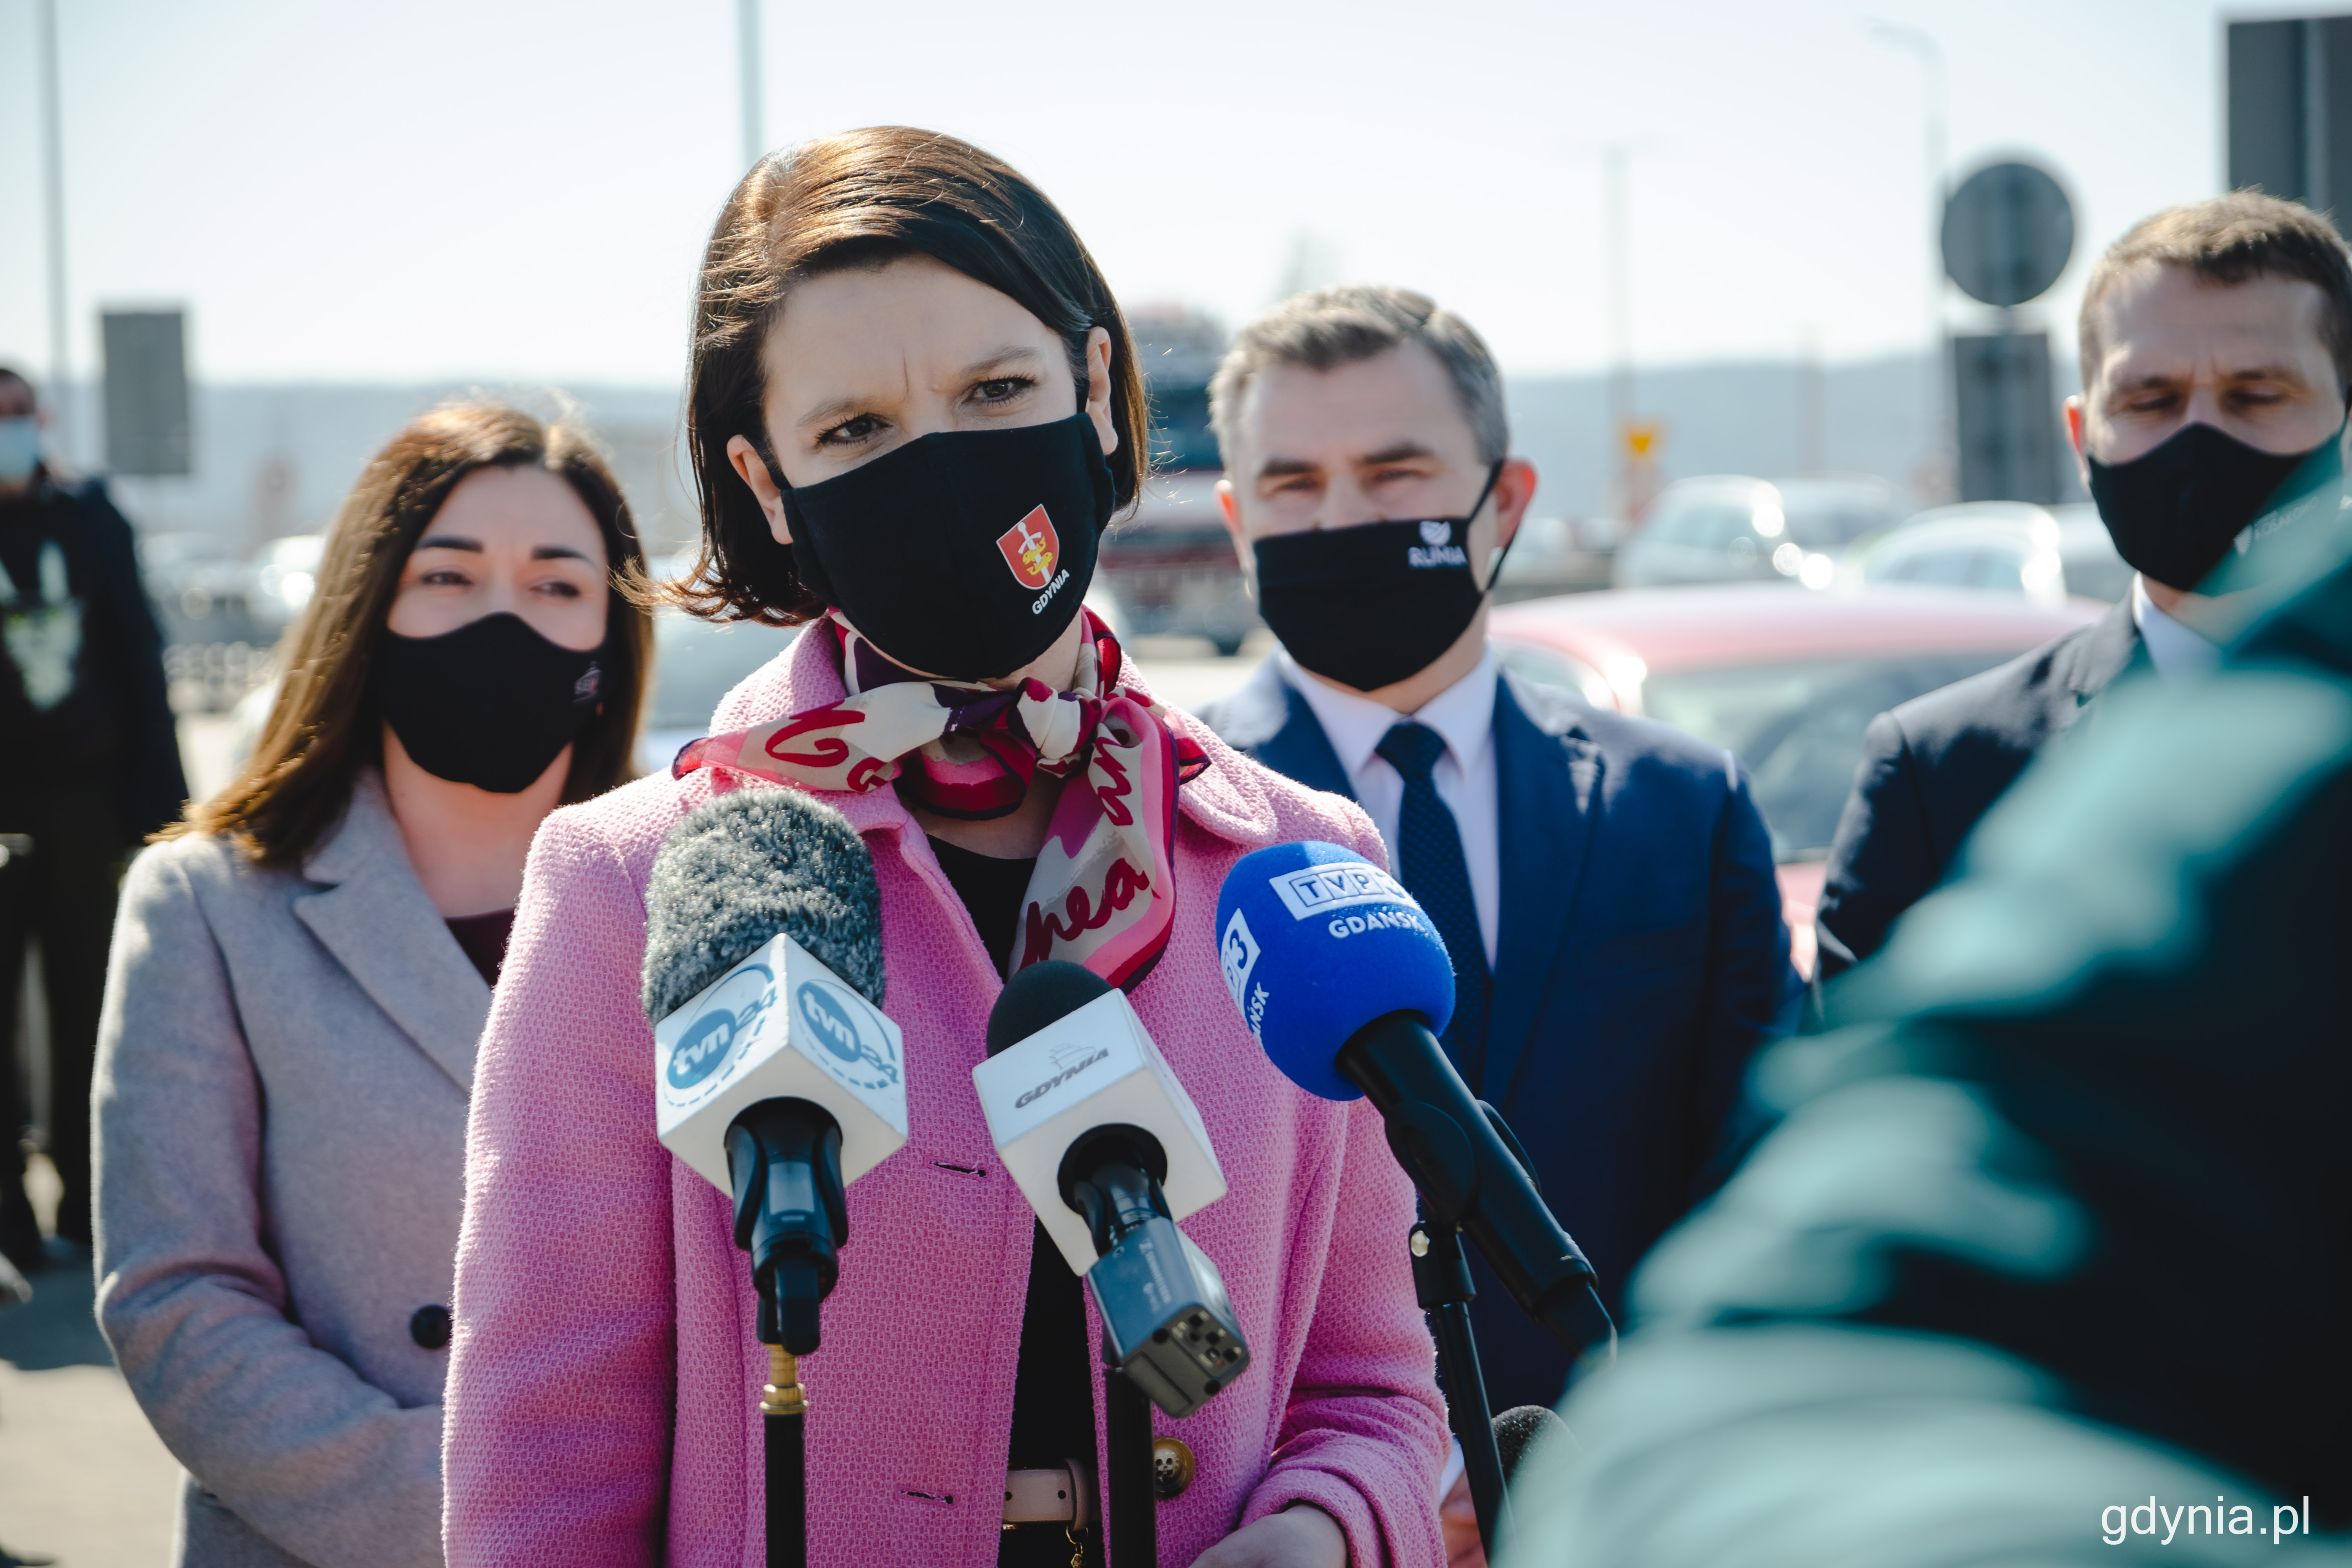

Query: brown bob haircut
left=676, top=125, right=1149, bottom=626
left=170, top=402, right=653, bottom=868
left=2080, top=191, right=2352, bottom=392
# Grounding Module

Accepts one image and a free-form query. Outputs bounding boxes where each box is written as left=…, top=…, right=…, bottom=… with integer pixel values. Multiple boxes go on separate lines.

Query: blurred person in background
left=0, top=363, right=185, bottom=1276
left=1815, top=193, right=2352, bottom=980
left=92, top=403, right=650, bottom=1568
left=443, top=130, right=1445, bottom=1568
left=1197, top=286, right=1799, bottom=1421
left=1500, top=479, right=2352, bottom=1566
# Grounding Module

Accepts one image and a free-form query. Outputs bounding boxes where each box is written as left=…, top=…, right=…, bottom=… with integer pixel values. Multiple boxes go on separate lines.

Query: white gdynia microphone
left=973, top=961, right=1249, bottom=1417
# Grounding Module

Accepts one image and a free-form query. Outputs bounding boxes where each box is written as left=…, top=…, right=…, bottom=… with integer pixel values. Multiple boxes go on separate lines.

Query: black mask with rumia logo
left=1252, top=462, right=1507, bottom=692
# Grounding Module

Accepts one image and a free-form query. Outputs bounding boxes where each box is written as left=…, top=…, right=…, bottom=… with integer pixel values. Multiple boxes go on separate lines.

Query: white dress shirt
left=2132, top=574, right=2222, bottom=680
left=1277, top=646, right=1502, bottom=969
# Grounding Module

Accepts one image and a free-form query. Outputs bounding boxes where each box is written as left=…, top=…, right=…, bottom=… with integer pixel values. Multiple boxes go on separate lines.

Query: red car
left=1488, top=584, right=2105, bottom=978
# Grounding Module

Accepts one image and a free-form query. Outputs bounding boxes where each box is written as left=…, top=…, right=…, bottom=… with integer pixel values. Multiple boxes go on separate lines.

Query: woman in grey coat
left=92, top=403, right=651, bottom=1567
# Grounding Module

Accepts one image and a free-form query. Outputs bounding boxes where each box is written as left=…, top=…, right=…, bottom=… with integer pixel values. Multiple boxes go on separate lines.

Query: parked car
left=636, top=610, right=799, bottom=775
left=1613, top=474, right=1902, bottom=591
left=1841, top=501, right=2131, bottom=606
left=1842, top=502, right=2067, bottom=604
left=249, top=534, right=328, bottom=634
left=1094, top=306, right=1260, bottom=654
left=1492, top=514, right=1619, bottom=602
left=2050, top=504, right=2134, bottom=603
left=1488, top=583, right=2103, bottom=976
left=139, top=529, right=264, bottom=645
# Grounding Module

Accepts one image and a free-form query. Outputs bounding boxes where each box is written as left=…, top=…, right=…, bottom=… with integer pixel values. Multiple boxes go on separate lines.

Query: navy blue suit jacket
left=1815, top=601, right=2146, bottom=980
left=1197, top=658, right=1800, bottom=1411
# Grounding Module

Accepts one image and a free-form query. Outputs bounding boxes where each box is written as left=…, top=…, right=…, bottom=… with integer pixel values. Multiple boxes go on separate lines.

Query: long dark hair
left=169, top=402, right=653, bottom=867
left=675, top=125, right=1150, bottom=627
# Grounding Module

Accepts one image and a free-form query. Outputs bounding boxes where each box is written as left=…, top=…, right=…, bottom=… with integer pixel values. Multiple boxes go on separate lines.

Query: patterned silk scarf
left=673, top=608, right=1210, bottom=991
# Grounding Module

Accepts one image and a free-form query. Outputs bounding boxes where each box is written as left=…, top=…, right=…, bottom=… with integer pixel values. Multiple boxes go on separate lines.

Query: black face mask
left=2088, top=419, right=2346, bottom=591
left=779, top=412, right=1116, bottom=681
left=1253, top=463, right=1505, bottom=692
left=372, top=612, right=605, bottom=794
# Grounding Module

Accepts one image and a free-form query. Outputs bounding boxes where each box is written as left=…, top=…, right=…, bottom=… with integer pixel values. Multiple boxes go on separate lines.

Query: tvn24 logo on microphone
left=651, top=931, right=910, bottom=1192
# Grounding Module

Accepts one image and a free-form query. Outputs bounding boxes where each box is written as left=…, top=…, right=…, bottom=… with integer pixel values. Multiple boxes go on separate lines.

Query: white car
left=635, top=610, right=799, bottom=775
left=249, top=534, right=328, bottom=632
left=1614, top=475, right=1900, bottom=591
left=1843, top=502, right=2129, bottom=605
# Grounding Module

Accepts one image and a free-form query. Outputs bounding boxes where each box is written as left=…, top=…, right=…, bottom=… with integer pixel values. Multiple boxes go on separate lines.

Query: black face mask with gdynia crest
left=777, top=412, right=1116, bottom=681
left=1253, top=462, right=1507, bottom=692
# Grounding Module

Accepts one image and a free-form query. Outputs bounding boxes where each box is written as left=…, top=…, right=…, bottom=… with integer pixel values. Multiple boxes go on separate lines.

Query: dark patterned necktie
left=1374, top=721, right=1492, bottom=1089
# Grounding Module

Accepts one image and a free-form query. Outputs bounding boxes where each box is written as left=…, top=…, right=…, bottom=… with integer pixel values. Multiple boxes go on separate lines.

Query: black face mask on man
left=2087, top=417, right=2347, bottom=591
left=1252, top=462, right=1506, bottom=692
left=778, top=411, right=1116, bottom=681
left=372, top=611, right=606, bottom=793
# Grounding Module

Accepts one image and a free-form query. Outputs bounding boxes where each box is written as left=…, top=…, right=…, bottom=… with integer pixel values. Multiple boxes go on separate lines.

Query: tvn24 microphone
left=1213, top=840, right=1615, bottom=1358
left=972, top=960, right=1250, bottom=1419
left=642, top=789, right=909, bottom=1354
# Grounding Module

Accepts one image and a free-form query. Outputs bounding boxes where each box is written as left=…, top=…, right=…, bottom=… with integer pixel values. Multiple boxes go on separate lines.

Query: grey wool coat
left=93, top=772, right=487, bottom=1568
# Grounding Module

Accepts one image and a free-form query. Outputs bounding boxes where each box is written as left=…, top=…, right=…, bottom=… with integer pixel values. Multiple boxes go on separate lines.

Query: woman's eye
left=534, top=579, right=583, bottom=599
left=818, top=414, right=885, bottom=446
left=418, top=568, right=471, bottom=588
left=972, top=377, right=1034, bottom=404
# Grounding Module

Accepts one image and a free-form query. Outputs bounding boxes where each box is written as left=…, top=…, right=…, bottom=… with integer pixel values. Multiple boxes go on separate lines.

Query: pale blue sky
left=0, top=0, right=2235, bottom=387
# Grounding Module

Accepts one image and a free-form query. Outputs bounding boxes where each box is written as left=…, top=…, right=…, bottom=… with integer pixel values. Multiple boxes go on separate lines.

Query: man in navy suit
left=1193, top=286, right=1800, bottom=1418
left=1818, top=193, right=2352, bottom=979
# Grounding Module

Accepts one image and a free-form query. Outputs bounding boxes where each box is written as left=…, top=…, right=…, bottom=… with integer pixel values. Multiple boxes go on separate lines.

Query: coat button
left=410, top=1305, right=452, bottom=1350
left=1151, top=1437, right=1195, bottom=1500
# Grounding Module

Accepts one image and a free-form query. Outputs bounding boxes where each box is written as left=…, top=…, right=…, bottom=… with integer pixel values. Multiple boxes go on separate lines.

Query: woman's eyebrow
left=413, top=533, right=482, bottom=552
left=530, top=544, right=594, bottom=562
left=957, top=345, right=1045, bottom=378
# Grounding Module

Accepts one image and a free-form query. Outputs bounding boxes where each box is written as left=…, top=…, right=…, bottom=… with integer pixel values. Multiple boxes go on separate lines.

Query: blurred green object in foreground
left=1505, top=513, right=2352, bottom=1564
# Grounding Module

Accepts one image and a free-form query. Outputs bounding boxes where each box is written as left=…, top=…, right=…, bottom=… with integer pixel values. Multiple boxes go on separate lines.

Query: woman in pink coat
left=441, top=127, right=1446, bottom=1568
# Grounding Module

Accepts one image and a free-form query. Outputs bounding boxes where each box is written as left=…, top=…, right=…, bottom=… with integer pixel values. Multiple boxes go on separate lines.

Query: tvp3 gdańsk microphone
left=642, top=788, right=909, bottom=1355
left=1214, top=841, right=1614, bottom=1358
left=973, top=960, right=1250, bottom=1418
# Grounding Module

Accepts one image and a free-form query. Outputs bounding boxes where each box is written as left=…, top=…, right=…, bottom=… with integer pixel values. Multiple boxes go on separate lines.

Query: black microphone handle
left=1338, top=1013, right=1616, bottom=1356
left=726, top=1098, right=849, bottom=1355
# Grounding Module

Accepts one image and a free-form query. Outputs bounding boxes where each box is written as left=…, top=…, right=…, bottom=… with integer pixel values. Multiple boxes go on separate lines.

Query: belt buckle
left=1002, top=1458, right=1098, bottom=1533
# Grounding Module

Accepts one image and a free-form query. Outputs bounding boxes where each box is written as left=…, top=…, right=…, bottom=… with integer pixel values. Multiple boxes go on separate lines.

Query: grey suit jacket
left=93, top=772, right=487, bottom=1568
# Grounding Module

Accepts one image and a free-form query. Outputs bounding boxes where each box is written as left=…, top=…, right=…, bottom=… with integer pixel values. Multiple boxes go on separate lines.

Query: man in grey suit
left=1817, top=192, right=2352, bottom=978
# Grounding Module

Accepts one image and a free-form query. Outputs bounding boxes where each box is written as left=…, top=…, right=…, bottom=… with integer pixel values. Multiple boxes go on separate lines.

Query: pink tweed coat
left=441, top=628, right=1448, bottom=1568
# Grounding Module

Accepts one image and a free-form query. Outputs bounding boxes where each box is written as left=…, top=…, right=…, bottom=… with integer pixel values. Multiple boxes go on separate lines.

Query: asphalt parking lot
left=0, top=1161, right=180, bottom=1568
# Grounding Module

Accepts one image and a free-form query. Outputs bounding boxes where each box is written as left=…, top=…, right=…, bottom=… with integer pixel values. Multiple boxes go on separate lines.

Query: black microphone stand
left=760, top=1338, right=808, bottom=1568
left=1412, top=1220, right=1512, bottom=1560
left=728, top=1099, right=846, bottom=1568
left=1105, top=1367, right=1157, bottom=1568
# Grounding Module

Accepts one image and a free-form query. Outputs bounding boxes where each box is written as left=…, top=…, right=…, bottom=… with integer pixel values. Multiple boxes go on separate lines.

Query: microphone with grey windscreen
left=1492, top=1404, right=1573, bottom=1485
left=642, top=787, right=908, bottom=1356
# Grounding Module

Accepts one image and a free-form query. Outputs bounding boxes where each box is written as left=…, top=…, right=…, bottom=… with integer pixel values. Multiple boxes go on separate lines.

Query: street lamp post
left=1598, top=139, right=1664, bottom=522
left=38, top=0, right=71, bottom=462
left=1868, top=19, right=1951, bottom=501
left=739, top=0, right=765, bottom=172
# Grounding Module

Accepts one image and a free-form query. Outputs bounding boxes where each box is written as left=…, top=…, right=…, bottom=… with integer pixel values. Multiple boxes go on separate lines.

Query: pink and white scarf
left=673, top=608, right=1210, bottom=991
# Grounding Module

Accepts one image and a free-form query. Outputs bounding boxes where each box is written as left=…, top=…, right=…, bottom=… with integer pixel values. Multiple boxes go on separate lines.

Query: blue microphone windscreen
left=1213, top=841, right=1454, bottom=1101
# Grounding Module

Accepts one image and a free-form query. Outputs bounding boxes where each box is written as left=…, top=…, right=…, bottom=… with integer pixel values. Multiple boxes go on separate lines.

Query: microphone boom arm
left=1338, top=1013, right=1616, bottom=1358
